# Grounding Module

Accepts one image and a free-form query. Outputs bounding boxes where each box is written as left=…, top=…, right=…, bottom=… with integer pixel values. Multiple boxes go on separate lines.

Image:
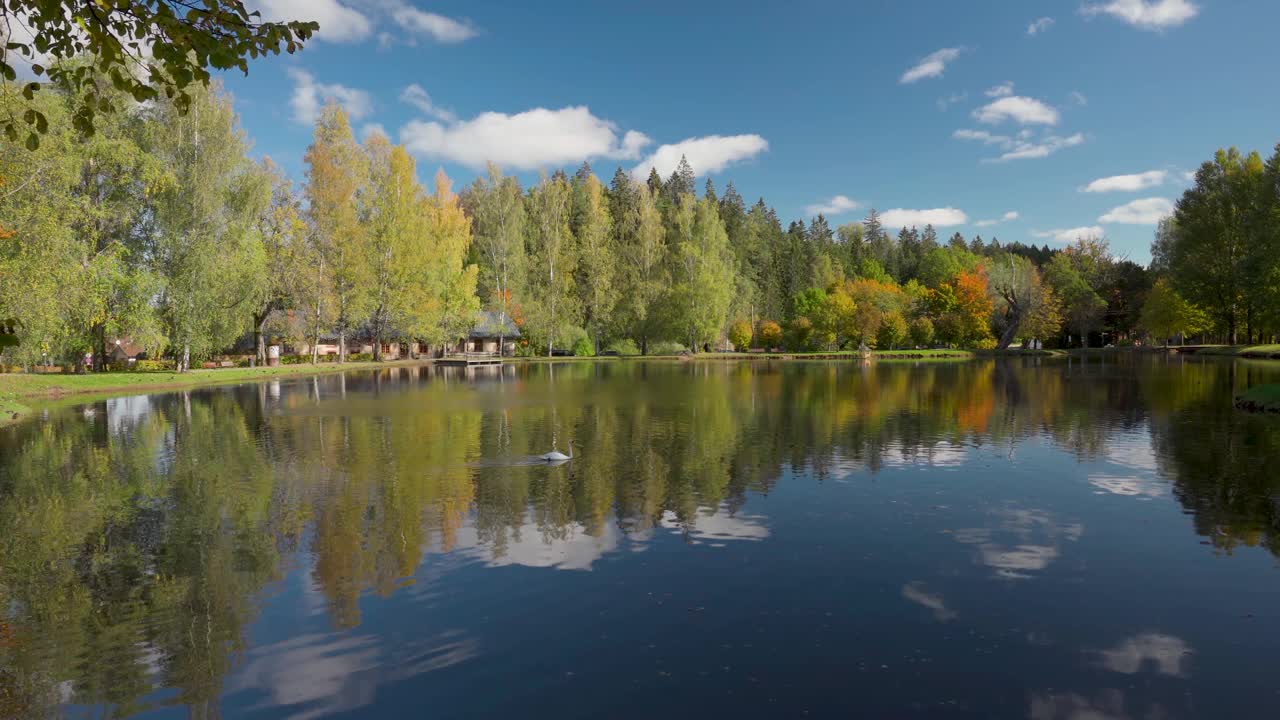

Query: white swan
left=539, top=440, right=574, bottom=462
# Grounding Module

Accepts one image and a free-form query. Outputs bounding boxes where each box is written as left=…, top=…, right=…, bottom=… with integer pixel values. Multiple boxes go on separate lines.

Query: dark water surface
left=3, top=357, right=1280, bottom=719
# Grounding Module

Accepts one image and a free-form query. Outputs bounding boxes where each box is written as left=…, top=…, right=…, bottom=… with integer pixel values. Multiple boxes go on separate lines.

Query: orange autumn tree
left=929, top=267, right=995, bottom=348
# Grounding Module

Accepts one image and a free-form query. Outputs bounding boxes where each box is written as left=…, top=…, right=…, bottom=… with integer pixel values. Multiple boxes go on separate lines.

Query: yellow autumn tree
left=424, top=169, right=480, bottom=348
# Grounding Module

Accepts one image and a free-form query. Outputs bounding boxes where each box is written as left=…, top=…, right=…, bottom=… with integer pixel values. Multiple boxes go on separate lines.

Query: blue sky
left=230, top=0, right=1280, bottom=263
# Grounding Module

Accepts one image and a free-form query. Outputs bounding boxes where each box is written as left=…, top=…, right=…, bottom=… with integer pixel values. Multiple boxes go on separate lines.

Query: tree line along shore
left=3, top=67, right=1279, bottom=376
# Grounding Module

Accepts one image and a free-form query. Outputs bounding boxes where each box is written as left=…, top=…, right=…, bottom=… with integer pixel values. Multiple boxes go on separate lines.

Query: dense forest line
left=2, top=74, right=1279, bottom=369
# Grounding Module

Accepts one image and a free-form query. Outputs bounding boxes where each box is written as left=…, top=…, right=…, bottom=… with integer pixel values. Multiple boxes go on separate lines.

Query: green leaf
left=25, top=132, right=39, bottom=151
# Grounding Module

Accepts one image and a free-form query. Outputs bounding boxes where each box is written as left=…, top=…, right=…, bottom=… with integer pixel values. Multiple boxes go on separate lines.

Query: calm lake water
left=3, top=357, right=1280, bottom=719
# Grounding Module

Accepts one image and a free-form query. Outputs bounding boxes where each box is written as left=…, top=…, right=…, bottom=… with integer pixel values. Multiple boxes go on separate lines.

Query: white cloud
left=805, top=195, right=861, bottom=217
left=880, top=207, right=968, bottom=229
left=1027, top=17, right=1055, bottom=35
left=1082, top=170, right=1167, bottom=192
left=287, top=68, right=373, bottom=125
left=953, top=129, right=1009, bottom=144
left=1081, top=0, right=1199, bottom=31
left=1033, top=226, right=1106, bottom=243
left=955, top=128, right=1084, bottom=162
left=975, top=210, right=1020, bottom=227
left=1098, top=197, right=1174, bottom=224
left=991, top=133, right=1085, bottom=161
left=251, top=1, right=476, bottom=45
left=399, top=83, right=455, bottom=122
left=360, top=122, right=387, bottom=140
left=631, top=134, right=768, bottom=179
left=973, top=96, right=1060, bottom=125
left=400, top=106, right=652, bottom=171
left=1071, top=91, right=1089, bottom=106
left=936, top=92, right=968, bottom=111
left=985, top=81, right=1015, bottom=98
left=899, top=47, right=964, bottom=84
left=250, top=0, right=373, bottom=43
left=388, top=2, right=478, bottom=43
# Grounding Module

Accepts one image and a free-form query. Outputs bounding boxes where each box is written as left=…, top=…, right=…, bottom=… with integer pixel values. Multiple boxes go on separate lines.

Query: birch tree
left=304, top=103, right=370, bottom=362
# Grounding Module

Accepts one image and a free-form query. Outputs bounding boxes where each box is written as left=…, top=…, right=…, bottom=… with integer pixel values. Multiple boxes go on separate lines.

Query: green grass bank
left=0, top=359, right=432, bottom=426
left=1198, top=344, right=1280, bottom=359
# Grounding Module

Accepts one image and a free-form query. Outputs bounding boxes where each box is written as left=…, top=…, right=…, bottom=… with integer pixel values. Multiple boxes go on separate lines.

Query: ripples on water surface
left=2, top=357, right=1280, bottom=719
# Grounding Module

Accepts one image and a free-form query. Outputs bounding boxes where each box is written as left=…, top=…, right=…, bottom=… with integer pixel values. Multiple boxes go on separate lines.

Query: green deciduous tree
left=728, top=319, right=752, bottom=351
left=612, top=174, right=667, bottom=354
left=1141, top=278, right=1208, bottom=344
left=1167, top=147, right=1277, bottom=342
left=572, top=171, right=615, bottom=352
left=304, top=102, right=369, bottom=363
left=466, top=163, right=526, bottom=353
left=1, top=1, right=316, bottom=147
left=668, top=194, right=734, bottom=350
left=147, top=82, right=268, bottom=371
left=525, top=172, right=576, bottom=355
left=424, top=170, right=480, bottom=349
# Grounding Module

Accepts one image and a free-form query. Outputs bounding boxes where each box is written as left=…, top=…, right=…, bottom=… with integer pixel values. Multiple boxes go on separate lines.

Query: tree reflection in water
left=0, top=356, right=1277, bottom=717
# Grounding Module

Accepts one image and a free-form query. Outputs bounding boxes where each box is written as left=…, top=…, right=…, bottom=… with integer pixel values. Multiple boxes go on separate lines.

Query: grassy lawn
left=1235, top=384, right=1280, bottom=413
left=0, top=359, right=431, bottom=426
left=1199, top=344, right=1280, bottom=358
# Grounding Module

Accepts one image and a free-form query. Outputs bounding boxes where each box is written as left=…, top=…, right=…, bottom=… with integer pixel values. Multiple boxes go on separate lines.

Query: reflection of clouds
left=954, top=507, right=1082, bottom=579
left=1105, top=437, right=1158, bottom=472
left=447, top=507, right=769, bottom=570
left=659, top=509, right=770, bottom=543
left=1089, top=474, right=1165, bottom=499
left=1028, top=689, right=1128, bottom=720
left=832, top=442, right=970, bottom=474
left=234, top=630, right=478, bottom=720
left=879, top=442, right=969, bottom=468
left=1099, top=633, right=1192, bottom=677
left=235, top=633, right=382, bottom=720
left=450, top=522, right=621, bottom=570
left=105, top=395, right=152, bottom=434
left=902, top=581, right=956, bottom=621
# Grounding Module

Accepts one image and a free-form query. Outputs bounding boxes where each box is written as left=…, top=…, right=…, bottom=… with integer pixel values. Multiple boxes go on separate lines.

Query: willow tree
left=146, top=82, right=268, bottom=371
left=0, top=76, right=164, bottom=370
left=304, top=103, right=369, bottom=362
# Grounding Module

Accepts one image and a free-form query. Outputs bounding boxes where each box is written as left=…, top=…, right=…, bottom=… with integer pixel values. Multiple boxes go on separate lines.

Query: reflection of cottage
left=107, top=339, right=147, bottom=364
left=453, top=311, right=520, bottom=356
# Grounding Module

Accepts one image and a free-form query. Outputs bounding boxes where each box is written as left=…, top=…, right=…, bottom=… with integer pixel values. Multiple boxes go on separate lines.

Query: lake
left=2, top=356, right=1280, bottom=719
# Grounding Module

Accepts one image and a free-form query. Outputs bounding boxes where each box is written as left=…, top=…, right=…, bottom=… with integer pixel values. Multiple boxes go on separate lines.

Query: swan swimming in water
left=539, top=440, right=574, bottom=462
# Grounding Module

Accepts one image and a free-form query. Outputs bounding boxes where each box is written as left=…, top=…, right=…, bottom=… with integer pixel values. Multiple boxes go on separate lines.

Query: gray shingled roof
left=470, top=311, right=520, bottom=339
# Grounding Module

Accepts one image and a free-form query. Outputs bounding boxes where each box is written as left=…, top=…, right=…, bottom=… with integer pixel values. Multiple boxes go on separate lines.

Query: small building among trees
left=453, top=311, right=520, bottom=356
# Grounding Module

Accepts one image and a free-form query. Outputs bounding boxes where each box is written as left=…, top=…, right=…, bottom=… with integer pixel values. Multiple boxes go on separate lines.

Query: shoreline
left=0, top=359, right=434, bottom=426
left=6, top=346, right=1277, bottom=427
left=1235, top=384, right=1280, bottom=414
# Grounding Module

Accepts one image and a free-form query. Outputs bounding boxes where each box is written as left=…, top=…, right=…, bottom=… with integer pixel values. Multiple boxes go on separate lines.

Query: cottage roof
left=470, top=311, right=520, bottom=339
